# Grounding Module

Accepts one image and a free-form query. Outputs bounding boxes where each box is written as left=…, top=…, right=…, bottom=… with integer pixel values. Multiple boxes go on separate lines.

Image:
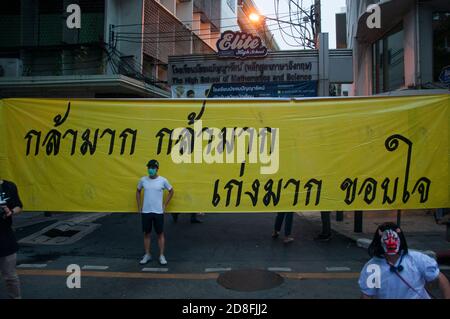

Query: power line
left=113, top=15, right=300, bottom=45
left=112, top=11, right=295, bottom=28
left=113, top=11, right=301, bottom=38
left=114, top=24, right=296, bottom=45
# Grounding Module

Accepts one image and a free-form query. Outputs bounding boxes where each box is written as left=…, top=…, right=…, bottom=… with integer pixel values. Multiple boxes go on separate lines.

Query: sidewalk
left=297, top=210, right=450, bottom=259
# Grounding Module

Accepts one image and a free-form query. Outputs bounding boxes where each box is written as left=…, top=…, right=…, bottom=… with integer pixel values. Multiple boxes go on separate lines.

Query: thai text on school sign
left=0, top=95, right=449, bottom=212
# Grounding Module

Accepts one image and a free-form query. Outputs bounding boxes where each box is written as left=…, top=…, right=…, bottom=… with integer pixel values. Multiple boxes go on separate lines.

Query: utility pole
left=314, top=0, right=321, bottom=48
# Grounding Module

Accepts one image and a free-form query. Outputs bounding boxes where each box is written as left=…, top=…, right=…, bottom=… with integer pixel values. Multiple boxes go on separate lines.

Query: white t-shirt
left=358, top=251, right=440, bottom=299
left=137, top=176, right=172, bottom=214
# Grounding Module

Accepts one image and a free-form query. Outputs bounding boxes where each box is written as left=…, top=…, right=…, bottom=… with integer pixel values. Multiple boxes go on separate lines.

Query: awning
left=0, top=74, right=170, bottom=98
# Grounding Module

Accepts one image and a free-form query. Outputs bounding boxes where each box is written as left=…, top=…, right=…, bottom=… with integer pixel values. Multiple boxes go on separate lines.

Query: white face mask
left=381, top=229, right=401, bottom=255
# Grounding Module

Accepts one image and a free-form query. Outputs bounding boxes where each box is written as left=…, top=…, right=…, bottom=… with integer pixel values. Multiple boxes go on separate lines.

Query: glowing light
left=249, top=13, right=261, bottom=23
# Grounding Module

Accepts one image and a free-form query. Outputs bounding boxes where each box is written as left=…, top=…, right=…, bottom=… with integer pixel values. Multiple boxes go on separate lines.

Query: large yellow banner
left=0, top=95, right=449, bottom=212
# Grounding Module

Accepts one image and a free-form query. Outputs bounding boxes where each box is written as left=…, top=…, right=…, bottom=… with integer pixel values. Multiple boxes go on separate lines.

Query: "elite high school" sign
left=216, top=31, right=268, bottom=59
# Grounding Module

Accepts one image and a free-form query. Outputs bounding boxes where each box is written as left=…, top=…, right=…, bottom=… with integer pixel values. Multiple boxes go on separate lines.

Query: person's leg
left=284, top=212, right=294, bottom=237
left=155, top=214, right=165, bottom=257
left=321, top=211, right=331, bottom=235
left=143, top=233, right=151, bottom=255
left=315, top=211, right=332, bottom=241
left=158, top=233, right=165, bottom=257
left=190, top=213, right=202, bottom=223
left=273, top=213, right=285, bottom=238
left=141, top=214, right=152, bottom=257
left=0, top=253, right=21, bottom=299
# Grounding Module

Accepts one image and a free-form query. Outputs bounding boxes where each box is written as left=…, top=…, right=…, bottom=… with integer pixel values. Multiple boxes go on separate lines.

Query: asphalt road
left=0, top=212, right=446, bottom=299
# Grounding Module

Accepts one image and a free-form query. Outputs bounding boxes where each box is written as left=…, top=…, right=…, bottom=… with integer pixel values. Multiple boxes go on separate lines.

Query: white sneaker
left=159, top=255, right=168, bottom=265
left=139, top=254, right=152, bottom=265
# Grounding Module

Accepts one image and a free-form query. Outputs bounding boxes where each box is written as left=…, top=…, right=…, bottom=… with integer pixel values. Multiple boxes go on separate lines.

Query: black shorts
left=141, top=213, right=164, bottom=234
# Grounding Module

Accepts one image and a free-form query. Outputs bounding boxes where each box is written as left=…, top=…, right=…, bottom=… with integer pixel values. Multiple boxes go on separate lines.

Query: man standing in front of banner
left=0, top=178, right=23, bottom=299
left=137, top=160, right=174, bottom=266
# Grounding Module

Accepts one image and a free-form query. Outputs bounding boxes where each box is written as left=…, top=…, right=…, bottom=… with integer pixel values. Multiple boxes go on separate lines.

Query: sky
left=253, top=0, right=347, bottom=49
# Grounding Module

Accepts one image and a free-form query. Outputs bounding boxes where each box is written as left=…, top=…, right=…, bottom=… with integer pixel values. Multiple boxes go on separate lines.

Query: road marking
left=17, top=264, right=48, bottom=269
left=82, top=265, right=109, bottom=270
left=283, top=272, right=360, bottom=280
left=142, top=268, right=169, bottom=272
left=69, top=213, right=111, bottom=224
left=326, top=267, right=351, bottom=272
left=268, top=267, right=292, bottom=272
left=204, top=268, right=231, bottom=273
left=17, top=269, right=360, bottom=280
left=440, top=265, right=450, bottom=270
left=18, top=269, right=217, bottom=280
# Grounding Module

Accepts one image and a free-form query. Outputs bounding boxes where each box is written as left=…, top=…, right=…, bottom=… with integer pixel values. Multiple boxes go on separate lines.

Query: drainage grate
left=43, top=229, right=80, bottom=238
left=217, top=269, right=284, bottom=292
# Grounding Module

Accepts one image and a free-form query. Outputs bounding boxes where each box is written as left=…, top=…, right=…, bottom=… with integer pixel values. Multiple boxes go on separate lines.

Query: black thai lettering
left=341, top=178, right=358, bottom=205
left=224, top=179, right=243, bottom=207
left=305, top=179, right=322, bottom=206
left=80, top=129, right=100, bottom=155
left=63, top=129, right=78, bottom=155
left=100, top=129, right=116, bottom=155
left=212, top=179, right=221, bottom=207
left=385, top=134, right=412, bottom=203
left=244, top=180, right=260, bottom=206
left=412, top=177, right=431, bottom=203
left=156, top=128, right=174, bottom=155
left=381, top=178, right=398, bottom=204
left=119, top=128, right=137, bottom=155
left=284, top=179, right=300, bottom=206
left=24, top=130, right=41, bottom=156
left=263, top=179, right=283, bottom=206
left=358, top=178, right=377, bottom=204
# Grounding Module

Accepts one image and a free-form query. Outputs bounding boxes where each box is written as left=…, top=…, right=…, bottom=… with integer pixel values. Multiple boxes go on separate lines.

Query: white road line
left=204, top=268, right=231, bottom=273
left=17, top=264, right=48, bottom=269
left=142, top=268, right=169, bottom=272
left=82, top=265, right=109, bottom=270
left=326, top=267, right=351, bottom=272
left=68, top=213, right=111, bottom=224
left=440, top=265, right=450, bottom=270
left=268, top=267, right=292, bottom=272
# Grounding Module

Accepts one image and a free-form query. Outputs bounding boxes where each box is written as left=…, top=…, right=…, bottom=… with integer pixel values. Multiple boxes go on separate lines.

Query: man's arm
left=3, top=183, right=23, bottom=217
left=164, top=188, right=174, bottom=211
left=3, top=206, right=22, bottom=217
left=438, top=273, right=450, bottom=299
left=136, top=189, right=142, bottom=213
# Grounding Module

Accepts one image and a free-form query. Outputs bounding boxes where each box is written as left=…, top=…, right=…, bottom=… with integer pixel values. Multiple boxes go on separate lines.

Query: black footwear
left=314, top=233, right=331, bottom=242
left=190, top=218, right=202, bottom=224
left=272, top=231, right=280, bottom=239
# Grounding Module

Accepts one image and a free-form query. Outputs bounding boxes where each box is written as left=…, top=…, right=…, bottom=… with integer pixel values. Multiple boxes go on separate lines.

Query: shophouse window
left=433, top=12, right=450, bottom=83
left=372, top=25, right=405, bottom=93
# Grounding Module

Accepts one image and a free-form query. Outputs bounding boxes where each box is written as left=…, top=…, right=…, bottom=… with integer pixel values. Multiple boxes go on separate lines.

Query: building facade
left=0, top=0, right=276, bottom=98
left=344, top=0, right=449, bottom=96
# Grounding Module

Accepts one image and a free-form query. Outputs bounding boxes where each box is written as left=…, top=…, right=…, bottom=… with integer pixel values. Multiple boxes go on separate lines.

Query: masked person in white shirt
left=136, top=160, right=174, bottom=266
left=359, top=222, right=450, bottom=299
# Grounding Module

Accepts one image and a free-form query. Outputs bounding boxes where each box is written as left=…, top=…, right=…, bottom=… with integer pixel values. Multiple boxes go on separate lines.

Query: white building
left=0, top=0, right=277, bottom=98
left=344, top=0, right=450, bottom=96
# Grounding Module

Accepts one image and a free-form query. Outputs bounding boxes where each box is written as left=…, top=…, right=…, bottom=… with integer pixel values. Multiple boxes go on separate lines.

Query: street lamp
left=249, top=13, right=262, bottom=23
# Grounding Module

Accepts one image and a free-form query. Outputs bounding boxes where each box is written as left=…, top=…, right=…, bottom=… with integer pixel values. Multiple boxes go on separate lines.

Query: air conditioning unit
left=0, top=59, right=23, bottom=77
